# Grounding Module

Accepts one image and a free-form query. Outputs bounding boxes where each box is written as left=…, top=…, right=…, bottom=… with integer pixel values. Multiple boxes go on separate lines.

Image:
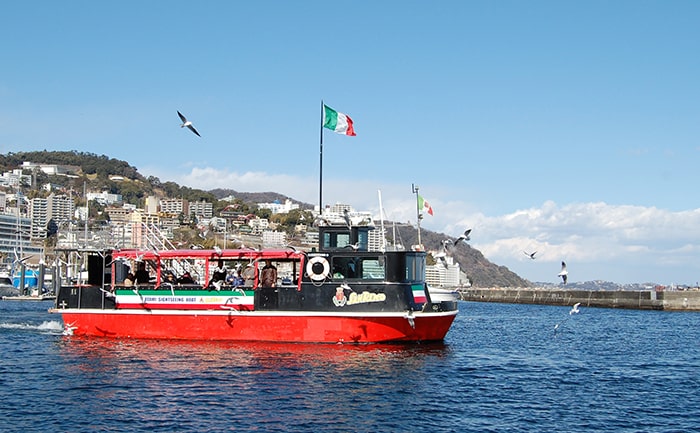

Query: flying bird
left=569, top=302, right=581, bottom=315
left=177, top=111, right=201, bottom=137
left=434, top=251, right=449, bottom=268
left=558, top=261, right=568, bottom=284
left=453, top=229, right=472, bottom=245
left=554, top=302, right=581, bottom=331
left=523, top=251, right=537, bottom=260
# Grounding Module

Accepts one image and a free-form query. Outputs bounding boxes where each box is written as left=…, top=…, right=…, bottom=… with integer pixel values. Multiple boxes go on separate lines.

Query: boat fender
left=306, top=256, right=330, bottom=281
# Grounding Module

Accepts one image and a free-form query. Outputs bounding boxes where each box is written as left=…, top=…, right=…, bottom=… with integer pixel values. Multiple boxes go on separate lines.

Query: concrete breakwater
left=458, top=288, right=700, bottom=311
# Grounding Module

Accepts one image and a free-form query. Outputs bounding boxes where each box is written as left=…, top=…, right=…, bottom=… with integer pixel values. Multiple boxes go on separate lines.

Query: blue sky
left=2, top=1, right=699, bottom=285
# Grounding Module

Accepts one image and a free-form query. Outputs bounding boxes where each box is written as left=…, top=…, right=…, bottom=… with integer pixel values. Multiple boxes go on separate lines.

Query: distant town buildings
left=86, top=191, right=122, bottom=206
left=425, top=254, right=462, bottom=288
left=258, top=199, right=299, bottom=214
left=0, top=162, right=400, bottom=274
left=189, top=201, right=213, bottom=219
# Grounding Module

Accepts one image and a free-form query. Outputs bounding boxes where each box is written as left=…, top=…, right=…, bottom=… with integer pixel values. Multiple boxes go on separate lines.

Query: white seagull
left=343, top=209, right=352, bottom=228
left=434, top=251, right=449, bottom=268
left=555, top=302, right=582, bottom=332
left=569, top=302, right=581, bottom=315
left=523, top=250, right=537, bottom=260
left=558, top=261, right=568, bottom=284
left=177, top=111, right=201, bottom=137
left=454, top=229, right=472, bottom=245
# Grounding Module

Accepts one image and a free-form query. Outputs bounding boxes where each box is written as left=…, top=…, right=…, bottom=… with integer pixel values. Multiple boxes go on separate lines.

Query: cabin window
left=404, top=255, right=425, bottom=283
left=360, top=258, right=384, bottom=280
left=322, top=232, right=353, bottom=249
left=331, top=257, right=384, bottom=280
left=356, top=230, right=369, bottom=250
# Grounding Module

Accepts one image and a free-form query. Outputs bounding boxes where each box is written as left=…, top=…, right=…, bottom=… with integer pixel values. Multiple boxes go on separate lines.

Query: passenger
left=226, top=270, right=244, bottom=287
left=177, top=272, right=195, bottom=285
left=123, top=270, right=135, bottom=287
left=232, top=271, right=244, bottom=287
left=242, top=263, right=256, bottom=287
left=260, top=260, right=277, bottom=288
left=134, top=262, right=151, bottom=285
left=163, top=272, right=177, bottom=285
left=226, top=272, right=236, bottom=285
left=208, top=260, right=227, bottom=290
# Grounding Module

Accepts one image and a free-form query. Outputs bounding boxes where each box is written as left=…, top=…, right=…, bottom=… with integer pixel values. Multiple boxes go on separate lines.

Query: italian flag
left=323, top=104, right=356, bottom=136
left=418, top=194, right=434, bottom=216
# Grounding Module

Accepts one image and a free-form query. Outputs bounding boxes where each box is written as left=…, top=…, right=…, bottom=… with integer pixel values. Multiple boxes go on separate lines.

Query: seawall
left=458, top=288, right=700, bottom=311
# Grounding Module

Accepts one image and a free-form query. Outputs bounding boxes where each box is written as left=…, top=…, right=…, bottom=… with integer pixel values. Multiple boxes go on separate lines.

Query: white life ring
left=306, top=256, right=330, bottom=281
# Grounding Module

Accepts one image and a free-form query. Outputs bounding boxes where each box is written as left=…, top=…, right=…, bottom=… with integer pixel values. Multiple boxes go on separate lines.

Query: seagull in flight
left=554, top=302, right=581, bottom=331
left=177, top=111, right=201, bottom=137
left=453, top=229, right=472, bottom=245
left=434, top=251, right=449, bottom=268
left=569, top=302, right=581, bottom=315
left=523, top=250, right=537, bottom=260
left=558, top=261, right=568, bottom=284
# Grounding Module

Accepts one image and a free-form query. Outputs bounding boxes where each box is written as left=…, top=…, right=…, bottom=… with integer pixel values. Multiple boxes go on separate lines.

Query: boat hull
left=52, top=308, right=458, bottom=343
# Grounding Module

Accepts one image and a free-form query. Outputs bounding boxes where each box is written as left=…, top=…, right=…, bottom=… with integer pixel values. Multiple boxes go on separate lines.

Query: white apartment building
left=189, top=201, right=213, bottom=218
left=262, top=230, right=287, bottom=247
left=29, top=194, right=75, bottom=239
left=425, top=254, right=462, bottom=288
left=159, top=198, right=188, bottom=216
left=0, top=213, right=43, bottom=266
left=87, top=191, right=123, bottom=206
left=258, top=199, right=300, bottom=214
left=0, top=169, right=31, bottom=188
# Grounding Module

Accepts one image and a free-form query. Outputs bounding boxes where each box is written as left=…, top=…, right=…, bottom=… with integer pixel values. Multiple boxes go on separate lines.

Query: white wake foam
left=0, top=320, right=65, bottom=334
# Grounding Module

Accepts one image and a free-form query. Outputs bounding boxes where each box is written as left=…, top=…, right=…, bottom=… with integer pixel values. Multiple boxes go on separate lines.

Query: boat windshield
left=404, top=254, right=426, bottom=283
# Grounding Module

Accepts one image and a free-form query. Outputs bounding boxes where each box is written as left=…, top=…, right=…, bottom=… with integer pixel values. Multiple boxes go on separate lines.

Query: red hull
left=53, top=309, right=457, bottom=343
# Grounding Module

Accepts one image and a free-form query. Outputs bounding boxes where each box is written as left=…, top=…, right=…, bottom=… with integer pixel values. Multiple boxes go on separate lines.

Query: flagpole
left=412, top=183, right=422, bottom=249
left=319, top=100, right=324, bottom=215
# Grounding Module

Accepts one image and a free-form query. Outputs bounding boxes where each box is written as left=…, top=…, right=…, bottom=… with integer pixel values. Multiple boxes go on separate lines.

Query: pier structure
left=459, top=288, right=700, bottom=311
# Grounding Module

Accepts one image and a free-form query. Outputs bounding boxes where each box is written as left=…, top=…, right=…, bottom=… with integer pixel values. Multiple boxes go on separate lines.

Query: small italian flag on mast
left=323, top=104, right=356, bottom=136
left=418, top=194, right=434, bottom=216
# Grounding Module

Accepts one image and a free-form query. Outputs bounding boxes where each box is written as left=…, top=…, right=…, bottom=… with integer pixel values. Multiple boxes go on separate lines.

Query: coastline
left=458, top=287, right=700, bottom=311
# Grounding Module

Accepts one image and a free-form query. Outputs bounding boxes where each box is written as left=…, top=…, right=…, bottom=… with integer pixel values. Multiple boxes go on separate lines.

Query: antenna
left=377, top=190, right=386, bottom=252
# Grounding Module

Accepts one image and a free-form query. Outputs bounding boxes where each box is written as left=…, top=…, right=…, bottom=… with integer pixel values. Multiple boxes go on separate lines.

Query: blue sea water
left=0, top=300, right=698, bottom=433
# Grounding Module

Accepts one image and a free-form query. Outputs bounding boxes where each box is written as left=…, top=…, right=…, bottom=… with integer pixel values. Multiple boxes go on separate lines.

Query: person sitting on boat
left=208, top=260, right=227, bottom=290
left=134, top=262, right=151, bottom=286
left=177, top=272, right=195, bottom=285
left=260, top=260, right=277, bottom=288
left=227, top=270, right=244, bottom=288
left=123, top=271, right=135, bottom=287
left=163, top=271, right=177, bottom=286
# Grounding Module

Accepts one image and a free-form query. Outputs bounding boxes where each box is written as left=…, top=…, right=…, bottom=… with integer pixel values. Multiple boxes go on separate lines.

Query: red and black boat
left=49, top=223, right=458, bottom=343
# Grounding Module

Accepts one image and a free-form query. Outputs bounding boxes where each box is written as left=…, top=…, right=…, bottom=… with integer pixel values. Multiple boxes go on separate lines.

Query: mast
left=412, top=183, right=422, bottom=249
left=319, top=100, right=324, bottom=215
left=377, top=190, right=386, bottom=252
left=83, top=181, right=88, bottom=247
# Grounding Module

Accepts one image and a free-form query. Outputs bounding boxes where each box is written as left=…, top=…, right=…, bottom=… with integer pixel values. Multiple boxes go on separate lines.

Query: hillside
left=3, top=150, right=530, bottom=287
left=392, top=224, right=530, bottom=288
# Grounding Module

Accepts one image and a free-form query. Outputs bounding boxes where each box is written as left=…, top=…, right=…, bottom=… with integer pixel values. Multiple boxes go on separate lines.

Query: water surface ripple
left=1, top=300, right=698, bottom=432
